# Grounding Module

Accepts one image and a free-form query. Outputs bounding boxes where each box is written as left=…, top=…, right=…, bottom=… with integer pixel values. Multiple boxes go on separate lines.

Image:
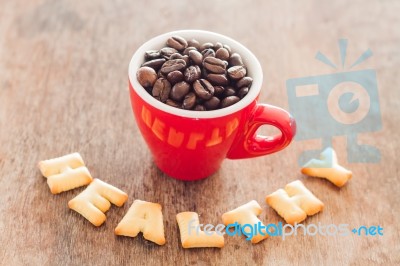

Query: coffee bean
left=152, top=78, right=171, bottom=102
left=223, top=44, right=232, bottom=54
left=201, top=48, right=215, bottom=59
left=204, top=96, right=220, bottom=110
left=214, top=86, right=225, bottom=96
left=160, top=47, right=178, bottom=59
left=200, top=42, right=214, bottom=51
left=188, top=50, right=203, bottom=65
left=194, top=104, right=206, bottom=111
left=193, top=79, right=214, bottom=100
left=182, top=56, right=190, bottom=65
left=144, top=86, right=152, bottom=95
left=157, top=71, right=167, bottom=79
left=184, top=65, right=201, bottom=83
left=203, top=57, right=226, bottom=74
left=169, top=53, right=181, bottom=59
left=187, top=39, right=201, bottom=50
left=167, top=36, right=188, bottom=51
left=221, top=96, right=240, bottom=108
left=167, top=70, right=184, bottom=84
left=170, top=81, right=190, bottom=101
left=236, top=77, right=253, bottom=88
left=142, top=58, right=166, bottom=70
left=136, top=67, right=157, bottom=88
left=214, top=42, right=223, bottom=50
left=145, top=50, right=161, bottom=60
left=227, top=65, right=246, bottom=80
left=170, top=53, right=189, bottom=64
left=223, top=86, right=236, bottom=97
left=182, top=92, right=197, bottom=110
left=139, top=37, right=253, bottom=111
left=238, top=87, right=249, bottom=98
left=229, top=53, right=244, bottom=66
left=160, top=59, right=186, bottom=74
left=166, top=99, right=181, bottom=108
left=182, top=55, right=190, bottom=65
left=183, top=47, right=197, bottom=56
left=207, top=73, right=229, bottom=86
left=202, top=68, right=209, bottom=79
left=196, top=97, right=204, bottom=105
left=215, top=48, right=230, bottom=61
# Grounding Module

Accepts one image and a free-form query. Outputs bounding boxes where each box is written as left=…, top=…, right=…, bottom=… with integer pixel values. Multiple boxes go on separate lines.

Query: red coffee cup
left=129, top=30, right=296, bottom=181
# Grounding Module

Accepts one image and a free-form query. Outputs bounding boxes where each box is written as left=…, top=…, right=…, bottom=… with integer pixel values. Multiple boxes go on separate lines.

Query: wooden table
left=1, top=0, right=399, bottom=265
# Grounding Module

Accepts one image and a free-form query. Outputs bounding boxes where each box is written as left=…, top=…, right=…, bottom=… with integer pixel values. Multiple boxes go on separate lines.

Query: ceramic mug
left=129, top=30, right=296, bottom=181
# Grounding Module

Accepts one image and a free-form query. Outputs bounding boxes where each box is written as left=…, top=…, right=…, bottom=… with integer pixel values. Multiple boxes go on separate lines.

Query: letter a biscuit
left=115, top=200, right=166, bottom=245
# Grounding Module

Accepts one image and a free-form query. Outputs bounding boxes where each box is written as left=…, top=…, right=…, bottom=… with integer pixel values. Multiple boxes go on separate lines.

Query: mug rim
left=129, top=30, right=263, bottom=119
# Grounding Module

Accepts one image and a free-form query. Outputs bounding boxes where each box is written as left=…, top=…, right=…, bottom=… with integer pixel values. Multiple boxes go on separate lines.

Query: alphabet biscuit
left=301, top=147, right=352, bottom=187
left=115, top=200, right=166, bottom=245
left=176, top=212, right=224, bottom=248
left=222, top=200, right=268, bottom=244
left=68, top=179, right=128, bottom=226
left=266, top=180, right=324, bottom=225
left=38, top=153, right=93, bottom=194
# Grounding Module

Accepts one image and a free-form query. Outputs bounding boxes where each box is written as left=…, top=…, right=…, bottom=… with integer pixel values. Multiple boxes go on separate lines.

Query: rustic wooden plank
left=0, top=0, right=399, bottom=265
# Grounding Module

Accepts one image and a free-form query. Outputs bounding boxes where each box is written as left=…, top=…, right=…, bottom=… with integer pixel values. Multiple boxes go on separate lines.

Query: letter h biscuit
left=38, top=153, right=93, bottom=194
left=266, top=180, right=324, bottom=225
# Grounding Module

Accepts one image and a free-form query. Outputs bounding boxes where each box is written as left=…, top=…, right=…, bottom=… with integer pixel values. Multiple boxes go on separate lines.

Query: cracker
left=176, top=212, right=224, bottom=248
left=115, top=200, right=166, bottom=245
left=301, top=147, right=352, bottom=187
left=38, top=153, right=93, bottom=194
left=68, top=179, right=128, bottom=226
left=221, top=200, right=268, bottom=244
left=266, top=180, right=324, bottom=225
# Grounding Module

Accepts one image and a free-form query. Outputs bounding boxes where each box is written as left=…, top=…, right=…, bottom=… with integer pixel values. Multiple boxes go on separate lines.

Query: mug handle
left=227, top=103, right=296, bottom=159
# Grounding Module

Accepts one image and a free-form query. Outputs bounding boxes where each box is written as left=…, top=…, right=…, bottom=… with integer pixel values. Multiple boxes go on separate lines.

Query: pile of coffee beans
left=136, top=35, right=253, bottom=111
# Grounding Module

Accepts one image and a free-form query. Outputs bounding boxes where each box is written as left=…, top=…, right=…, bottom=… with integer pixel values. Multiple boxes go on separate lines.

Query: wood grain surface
left=0, top=0, right=399, bottom=265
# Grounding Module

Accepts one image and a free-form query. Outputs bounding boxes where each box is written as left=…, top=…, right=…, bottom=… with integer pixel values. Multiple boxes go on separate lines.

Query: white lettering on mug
left=141, top=106, right=239, bottom=149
